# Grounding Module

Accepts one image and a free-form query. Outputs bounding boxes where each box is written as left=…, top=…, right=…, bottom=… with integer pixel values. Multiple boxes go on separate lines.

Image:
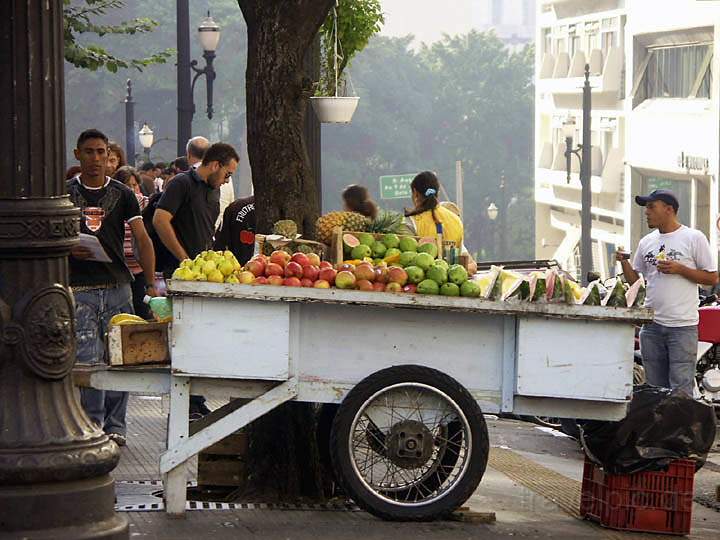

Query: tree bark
left=238, top=0, right=334, bottom=237
left=236, top=0, right=335, bottom=502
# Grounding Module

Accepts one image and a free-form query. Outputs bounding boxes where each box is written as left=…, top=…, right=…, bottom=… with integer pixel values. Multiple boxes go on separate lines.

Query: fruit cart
left=81, top=280, right=652, bottom=520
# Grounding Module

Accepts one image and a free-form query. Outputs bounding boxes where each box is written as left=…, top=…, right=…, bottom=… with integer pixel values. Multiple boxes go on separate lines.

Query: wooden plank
left=168, top=280, right=653, bottom=324
left=199, top=432, right=248, bottom=456
left=164, top=376, right=191, bottom=516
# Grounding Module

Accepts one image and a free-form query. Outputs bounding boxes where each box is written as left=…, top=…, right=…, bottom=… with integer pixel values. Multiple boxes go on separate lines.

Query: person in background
left=617, top=189, right=718, bottom=396
left=68, top=129, right=157, bottom=446
left=139, top=162, right=157, bottom=196
left=153, top=162, right=168, bottom=192
left=404, top=171, right=477, bottom=274
left=213, top=195, right=255, bottom=266
left=107, top=142, right=126, bottom=177
left=343, top=184, right=378, bottom=220
left=113, top=166, right=152, bottom=319
left=172, top=155, right=189, bottom=173
left=65, top=165, right=82, bottom=181
left=186, top=136, right=235, bottom=228
left=154, top=142, right=239, bottom=420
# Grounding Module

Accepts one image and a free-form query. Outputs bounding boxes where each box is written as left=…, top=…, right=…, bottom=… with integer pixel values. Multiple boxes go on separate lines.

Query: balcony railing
left=539, top=46, right=623, bottom=96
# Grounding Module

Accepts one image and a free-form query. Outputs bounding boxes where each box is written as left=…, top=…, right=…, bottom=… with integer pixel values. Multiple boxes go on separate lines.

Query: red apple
left=291, top=252, right=311, bottom=267
left=251, top=254, right=268, bottom=265
left=374, top=266, right=389, bottom=284
left=267, top=275, right=284, bottom=286
left=387, top=266, right=408, bottom=286
left=402, top=284, right=417, bottom=294
left=318, top=267, right=337, bottom=285
left=307, top=253, right=322, bottom=267
left=265, top=262, right=284, bottom=277
left=284, top=261, right=304, bottom=278
left=313, top=279, right=331, bottom=289
left=302, top=265, right=320, bottom=282
left=336, top=263, right=355, bottom=272
left=319, top=261, right=333, bottom=269
left=253, top=276, right=269, bottom=285
left=301, top=278, right=315, bottom=288
left=283, top=277, right=302, bottom=287
left=354, top=263, right=375, bottom=282
left=372, top=282, right=386, bottom=292
left=385, top=282, right=402, bottom=293
left=245, top=258, right=265, bottom=277
left=270, top=250, right=291, bottom=268
left=356, top=279, right=374, bottom=292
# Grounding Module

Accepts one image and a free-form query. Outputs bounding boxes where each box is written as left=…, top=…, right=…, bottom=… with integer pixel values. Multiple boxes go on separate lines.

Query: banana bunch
left=109, top=313, right=147, bottom=326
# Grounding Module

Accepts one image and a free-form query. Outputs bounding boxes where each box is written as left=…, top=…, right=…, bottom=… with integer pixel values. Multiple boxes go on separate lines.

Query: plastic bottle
left=143, top=295, right=173, bottom=322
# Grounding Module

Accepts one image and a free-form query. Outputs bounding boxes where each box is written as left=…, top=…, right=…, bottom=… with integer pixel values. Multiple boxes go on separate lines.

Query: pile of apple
left=241, top=250, right=338, bottom=288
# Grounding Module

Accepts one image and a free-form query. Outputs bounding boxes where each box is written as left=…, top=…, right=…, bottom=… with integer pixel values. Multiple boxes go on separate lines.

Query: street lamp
left=486, top=175, right=508, bottom=260
left=124, top=79, right=136, bottom=165
left=486, top=202, right=499, bottom=221
left=177, top=3, right=221, bottom=155
left=563, top=64, right=593, bottom=284
left=138, top=123, right=154, bottom=162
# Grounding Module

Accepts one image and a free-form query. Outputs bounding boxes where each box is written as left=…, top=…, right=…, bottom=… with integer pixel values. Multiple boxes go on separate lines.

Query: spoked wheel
left=330, top=365, right=489, bottom=521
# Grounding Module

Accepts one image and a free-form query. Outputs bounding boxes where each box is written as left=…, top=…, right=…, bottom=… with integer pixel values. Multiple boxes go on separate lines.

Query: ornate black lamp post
left=125, top=79, right=136, bottom=166
left=0, top=1, right=127, bottom=538
left=177, top=3, right=221, bottom=156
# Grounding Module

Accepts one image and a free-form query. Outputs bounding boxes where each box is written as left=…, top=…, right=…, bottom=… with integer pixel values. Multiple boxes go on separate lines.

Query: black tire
left=330, top=365, right=489, bottom=521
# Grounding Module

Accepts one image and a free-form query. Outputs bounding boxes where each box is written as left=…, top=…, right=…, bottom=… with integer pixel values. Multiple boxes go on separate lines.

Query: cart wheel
left=330, top=365, right=489, bottom=521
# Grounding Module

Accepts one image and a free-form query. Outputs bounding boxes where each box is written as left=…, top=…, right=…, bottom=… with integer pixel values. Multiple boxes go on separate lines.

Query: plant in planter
left=310, top=0, right=384, bottom=124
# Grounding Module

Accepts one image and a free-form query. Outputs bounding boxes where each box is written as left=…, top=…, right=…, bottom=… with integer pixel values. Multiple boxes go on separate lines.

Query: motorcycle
left=697, top=293, right=720, bottom=415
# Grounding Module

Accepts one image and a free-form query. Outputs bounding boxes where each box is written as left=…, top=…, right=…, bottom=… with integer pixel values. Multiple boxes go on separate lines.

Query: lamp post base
left=0, top=476, right=128, bottom=539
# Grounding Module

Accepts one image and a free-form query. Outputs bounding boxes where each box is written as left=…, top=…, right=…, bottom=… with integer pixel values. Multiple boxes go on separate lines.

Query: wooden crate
left=254, top=234, right=328, bottom=259
left=197, top=431, right=248, bottom=488
left=107, top=322, right=170, bottom=366
left=330, top=227, right=457, bottom=266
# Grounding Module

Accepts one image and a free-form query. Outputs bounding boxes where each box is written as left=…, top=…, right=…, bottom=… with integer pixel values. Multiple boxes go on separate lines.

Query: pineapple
left=315, top=211, right=371, bottom=244
left=272, top=220, right=298, bottom=239
left=367, top=209, right=411, bottom=235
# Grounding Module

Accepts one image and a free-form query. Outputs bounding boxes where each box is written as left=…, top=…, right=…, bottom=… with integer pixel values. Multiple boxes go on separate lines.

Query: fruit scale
left=79, top=280, right=653, bottom=520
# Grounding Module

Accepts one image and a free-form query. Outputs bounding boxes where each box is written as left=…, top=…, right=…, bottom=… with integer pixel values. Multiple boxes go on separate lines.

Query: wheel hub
left=386, top=420, right=433, bottom=469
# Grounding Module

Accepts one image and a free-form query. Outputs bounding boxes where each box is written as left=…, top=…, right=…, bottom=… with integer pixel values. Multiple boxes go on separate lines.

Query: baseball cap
left=635, top=189, right=679, bottom=212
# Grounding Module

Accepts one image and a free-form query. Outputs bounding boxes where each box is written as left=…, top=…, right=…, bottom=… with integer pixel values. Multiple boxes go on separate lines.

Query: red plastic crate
left=580, top=457, right=695, bottom=535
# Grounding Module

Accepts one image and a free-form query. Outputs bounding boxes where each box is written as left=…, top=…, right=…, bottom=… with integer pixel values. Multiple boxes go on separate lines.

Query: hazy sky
left=380, top=0, right=484, bottom=46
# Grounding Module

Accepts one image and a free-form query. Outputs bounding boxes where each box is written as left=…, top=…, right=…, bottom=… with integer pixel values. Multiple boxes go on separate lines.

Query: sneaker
left=107, top=433, right=127, bottom=447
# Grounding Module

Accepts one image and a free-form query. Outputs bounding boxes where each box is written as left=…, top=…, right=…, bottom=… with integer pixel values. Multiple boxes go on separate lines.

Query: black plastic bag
left=581, top=385, right=717, bottom=474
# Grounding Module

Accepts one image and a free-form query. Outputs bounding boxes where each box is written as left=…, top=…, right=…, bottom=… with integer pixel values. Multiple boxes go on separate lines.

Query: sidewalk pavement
left=114, top=396, right=720, bottom=539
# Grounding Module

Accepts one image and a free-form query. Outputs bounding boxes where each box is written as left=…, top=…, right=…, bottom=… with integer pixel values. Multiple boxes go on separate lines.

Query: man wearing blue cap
left=617, top=189, right=718, bottom=396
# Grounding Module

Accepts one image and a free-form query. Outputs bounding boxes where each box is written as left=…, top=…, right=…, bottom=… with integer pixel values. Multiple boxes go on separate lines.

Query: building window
left=640, top=177, right=692, bottom=234
left=634, top=44, right=712, bottom=103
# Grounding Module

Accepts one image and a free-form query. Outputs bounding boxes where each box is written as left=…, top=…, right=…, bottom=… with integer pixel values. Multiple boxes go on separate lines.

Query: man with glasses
left=153, top=142, right=239, bottom=277
left=153, top=142, right=239, bottom=420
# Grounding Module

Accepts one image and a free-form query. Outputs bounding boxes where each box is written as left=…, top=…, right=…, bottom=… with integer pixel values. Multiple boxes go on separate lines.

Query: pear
left=202, top=260, right=217, bottom=274
left=225, top=275, right=240, bottom=284
left=180, top=259, right=193, bottom=269
left=207, top=269, right=224, bottom=283
left=218, top=259, right=234, bottom=277
left=195, top=272, right=207, bottom=281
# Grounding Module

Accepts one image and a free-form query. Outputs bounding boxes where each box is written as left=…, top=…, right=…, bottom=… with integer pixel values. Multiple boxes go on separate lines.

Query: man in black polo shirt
left=153, top=142, right=240, bottom=277
left=153, top=142, right=239, bottom=419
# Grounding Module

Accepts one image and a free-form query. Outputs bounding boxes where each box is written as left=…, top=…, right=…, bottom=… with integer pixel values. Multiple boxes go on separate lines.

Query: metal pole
left=0, top=1, right=127, bottom=537
left=177, top=0, right=193, bottom=156
left=499, top=174, right=507, bottom=259
left=124, top=79, right=135, bottom=166
left=455, top=160, right=464, bottom=215
left=580, top=64, right=593, bottom=285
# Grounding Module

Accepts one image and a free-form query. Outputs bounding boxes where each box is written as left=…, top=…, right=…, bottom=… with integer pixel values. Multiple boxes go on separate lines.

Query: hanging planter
left=311, top=1, right=363, bottom=124
left=310, top=96, right=359, bottom=124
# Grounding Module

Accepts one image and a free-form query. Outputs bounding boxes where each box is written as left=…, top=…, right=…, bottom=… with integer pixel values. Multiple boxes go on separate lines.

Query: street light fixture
left=191, top=12, right=220, bottom=121
left=138, top=122, right=154, bottom=162
left=562, top=116, right=581, bottom=184
left=487, top=203, right=499, bottom=221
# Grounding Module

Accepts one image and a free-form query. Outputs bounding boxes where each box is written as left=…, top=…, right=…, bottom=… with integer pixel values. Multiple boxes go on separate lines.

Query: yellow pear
left=218, top=259, right=234, bottom=277
left=180, top=259, right=193, bottom=269
left=195, top=272, right=207, bottom=281
left=225, top=275, right=240, bottom=284
left=207, top=269, right=224, bottom=283
left=202, top=260, right=217, bottom=274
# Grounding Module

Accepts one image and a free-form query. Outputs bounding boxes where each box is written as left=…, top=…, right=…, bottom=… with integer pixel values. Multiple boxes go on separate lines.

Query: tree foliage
left=317, top=0, right=384, bottom=96
left=63, top=0, right=174, bottom=72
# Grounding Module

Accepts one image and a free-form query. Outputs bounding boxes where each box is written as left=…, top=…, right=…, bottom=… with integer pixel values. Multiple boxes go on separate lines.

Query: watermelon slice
left=563, top=279, right=583, bottom=304
left=625, top=276, right=646, bottom=308
left=579, top=281, right=602, bottom=306
left=529, top=271, right=546, bottom=302
left=601, top=278, right=628, bottom=307
left=482, top=266, right=503, bottom=300
left=545, top=269, right=565, bottom=303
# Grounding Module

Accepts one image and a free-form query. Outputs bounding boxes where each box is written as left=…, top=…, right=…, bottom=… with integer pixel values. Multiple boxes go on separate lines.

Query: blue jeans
left=639, top=322, right=698, bottom=397
left=74, top=284, right=133, bottom=436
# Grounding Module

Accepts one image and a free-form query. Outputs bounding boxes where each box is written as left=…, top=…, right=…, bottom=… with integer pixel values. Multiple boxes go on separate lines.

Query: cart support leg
left=164, top=376, right=190, bottom=516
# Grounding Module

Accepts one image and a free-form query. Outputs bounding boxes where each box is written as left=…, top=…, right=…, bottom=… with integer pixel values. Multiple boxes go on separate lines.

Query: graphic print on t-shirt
left=643, top=244, right=683, bottom=267
left=72, top=183, right=122, bottom=234
left=82, top=207, right=105, bottom=232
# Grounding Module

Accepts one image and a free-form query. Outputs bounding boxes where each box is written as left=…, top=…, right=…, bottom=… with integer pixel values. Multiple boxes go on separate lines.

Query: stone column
left=0, top=1, right=127, bottom=538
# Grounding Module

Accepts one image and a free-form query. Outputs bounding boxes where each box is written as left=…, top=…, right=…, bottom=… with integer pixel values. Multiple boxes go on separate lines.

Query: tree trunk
left=236, top=0, right=335, bottom=502
left=239, top=0, right=333, bottom=237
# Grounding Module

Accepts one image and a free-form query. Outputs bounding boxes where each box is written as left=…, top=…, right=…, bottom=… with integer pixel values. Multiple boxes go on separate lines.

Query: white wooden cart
left=82, top=281, right=652, bottom=520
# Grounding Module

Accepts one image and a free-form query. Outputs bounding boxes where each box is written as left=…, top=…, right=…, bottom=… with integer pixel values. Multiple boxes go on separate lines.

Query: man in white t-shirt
left=617, top=189, right=718, bottom=396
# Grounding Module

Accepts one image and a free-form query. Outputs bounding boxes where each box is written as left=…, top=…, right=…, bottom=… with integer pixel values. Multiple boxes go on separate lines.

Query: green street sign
left=379, top=173, right=416, bottom=200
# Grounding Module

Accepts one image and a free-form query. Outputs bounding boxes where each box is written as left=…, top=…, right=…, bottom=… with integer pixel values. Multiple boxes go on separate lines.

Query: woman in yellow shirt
left=404, top=171, right=477, bottom=274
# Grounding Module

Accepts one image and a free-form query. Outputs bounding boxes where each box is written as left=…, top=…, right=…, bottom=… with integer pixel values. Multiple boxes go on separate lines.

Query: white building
left=476, top=0, right=537, bottom=46
left=534, top=0, right=720, bottom=278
